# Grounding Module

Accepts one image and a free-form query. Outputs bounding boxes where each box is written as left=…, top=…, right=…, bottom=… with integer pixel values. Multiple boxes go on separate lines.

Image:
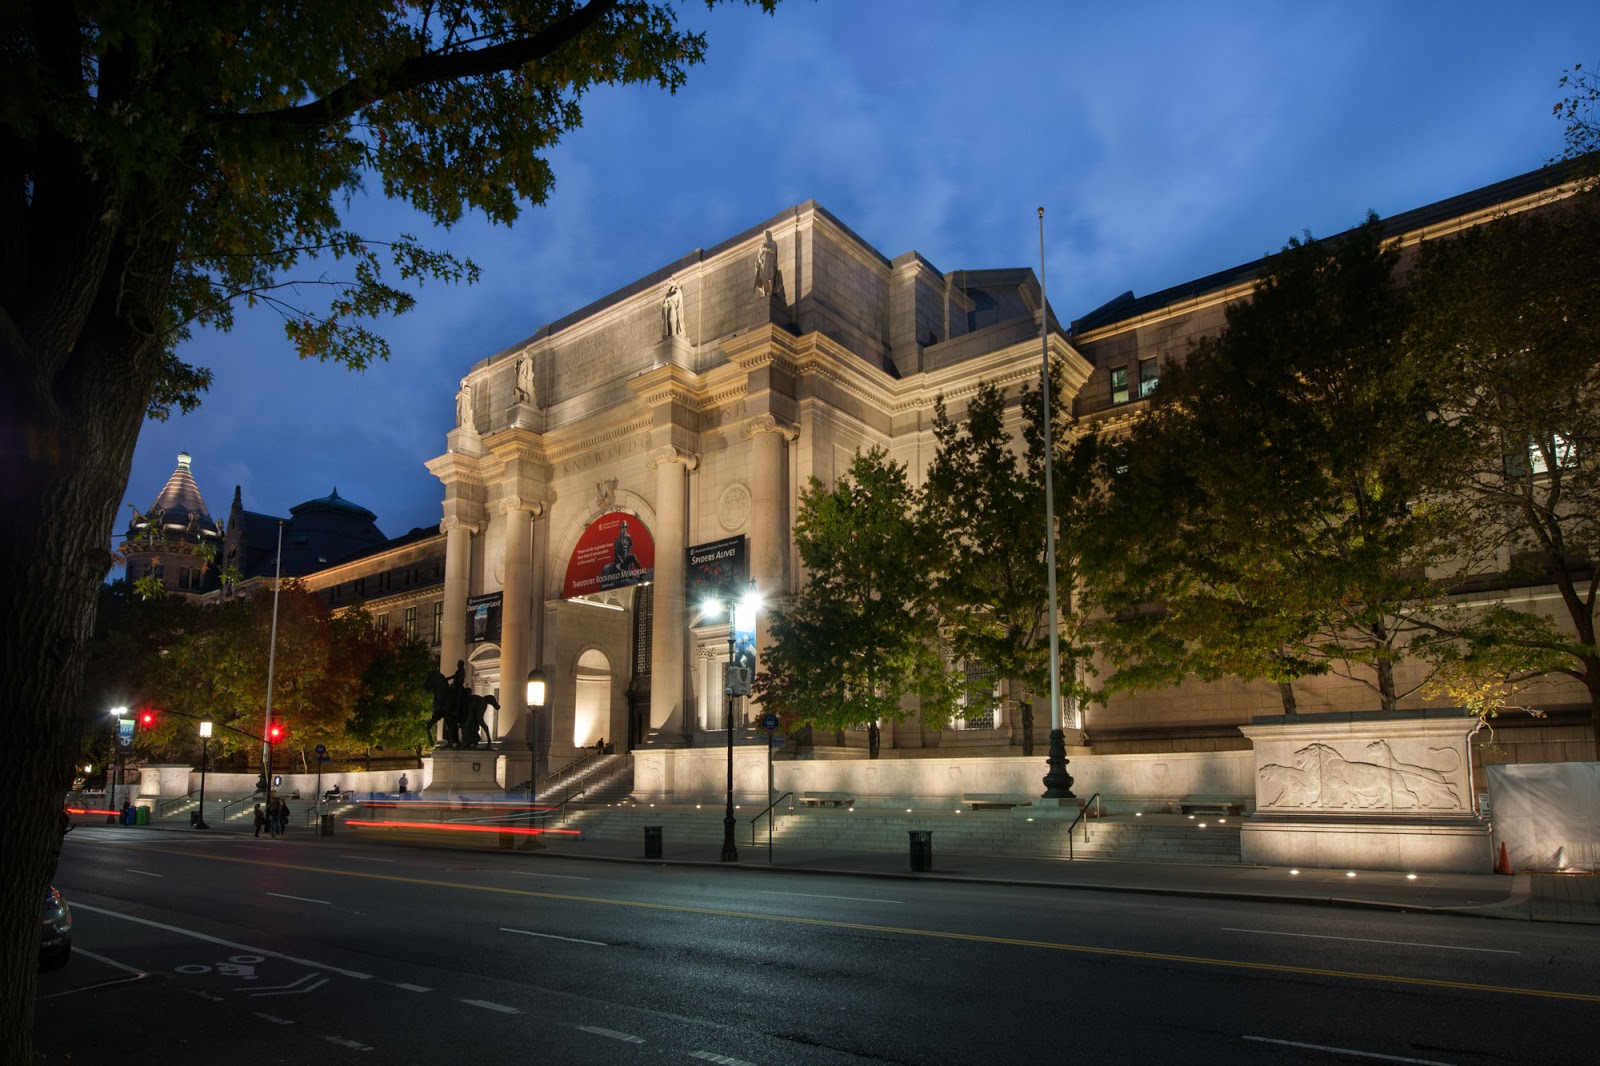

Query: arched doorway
left=573, top=648, right=612, bottom=750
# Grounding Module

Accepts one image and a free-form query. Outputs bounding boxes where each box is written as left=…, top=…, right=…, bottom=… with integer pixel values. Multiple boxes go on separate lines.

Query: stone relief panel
left=1256, top=739, right=1464, bottom=811
left=718, top=482, right=751, bottom=532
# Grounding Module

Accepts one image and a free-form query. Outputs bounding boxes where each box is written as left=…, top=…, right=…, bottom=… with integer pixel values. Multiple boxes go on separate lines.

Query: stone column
left=744, top=416, right=796, bottom=688
left=438, top=516, right=476, bottom=674
left=648, top=447, right=697, bottom=740
left=498, top=498, right=540, bottom=743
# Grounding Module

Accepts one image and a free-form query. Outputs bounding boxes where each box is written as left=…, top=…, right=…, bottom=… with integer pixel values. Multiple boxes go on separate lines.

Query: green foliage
left=1554, top=64, right=1600, bottom=164
left=1084, top=216, right=1464, bottom=711
left=756, top=449, right=956, bottom=736
left=1405, top=190, right=1600, bottom=750
left=347, top=636, right=437, bottom=753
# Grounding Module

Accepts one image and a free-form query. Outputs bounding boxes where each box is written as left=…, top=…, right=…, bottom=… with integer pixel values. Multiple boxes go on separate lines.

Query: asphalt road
left=36, top=825, right=1600, bottom=1065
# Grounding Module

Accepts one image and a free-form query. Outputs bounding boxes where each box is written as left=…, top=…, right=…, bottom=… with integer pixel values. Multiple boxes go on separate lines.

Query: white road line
left=765, top=891, right=903, bottom=904
left=338, top=854, right=395, bottom=863
left=266, top=892, right=332, bottom=905
left=461, top=998, right=521, bottom=1014
left=71, top=902, right=374, bottom=979
left=501, top=927, right=607, bottom=946
left=1220, top=927, right=1520, bottom=954
left=324, top=1034, right=375, bottom=1050
left=507, top=870, right=590, bottom=880
left=579, top=1025, right=645, bottom=1044
left=253, top=1012, right=295, bottom=1026
left=690, top=1052, right=756, bottom=1065
left=125, top=869, right=163, bottom=878
left=1243, top=1035, right=1455, bottom=1065
left=73, top=947, right=151, bottom=976
left=390, top=982, right=432, bottom=993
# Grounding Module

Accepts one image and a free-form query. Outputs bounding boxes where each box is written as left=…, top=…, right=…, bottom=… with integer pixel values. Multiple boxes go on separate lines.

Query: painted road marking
left=391, top=982, right=432, bottom=992
left=766, top=890, right=904, bottom=904
left=1244, top=1035, right=1455, bottom=1064
left=508, top=870, right=591, bottom=880
left=72, top=901, right=374, bottom=980
left=125, top=869, right=163, bottom=878
left=115, top=846, right=1600, bottom=1005
left=461, top=998, right=521, bottom=1014
left=249, top=974, right=329, bottom=997
left=1221, top=927, right=1520, bottom=954
left=73, top=947, right=149, bottom=977
left=579, top=1025, right=645, bottom=1044
left=690, top=1052, right=755, bottom=1065
left=339, top=854, right=396, bottom=863
left=324, top=1034, right=375, bottom=1050
left=266, top=892, right=332, bottom=905
left=253, top=1012, right=295, bottom=1025
left=502, top=927, right=607, bottom=946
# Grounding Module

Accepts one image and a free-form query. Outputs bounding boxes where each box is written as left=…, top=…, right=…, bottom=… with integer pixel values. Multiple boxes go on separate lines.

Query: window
left=1138, top=357, right=1159, bottom=398
left=378, top=572, right=390, bottom=591
left=177, top=567, right=191, bottom=590
left=355, top=577, right=366, bottom=596
left=1110, top=366, right=1129, bottom=404
left=431, top=601, right=443, bottom=646
left=1529, top=433, right=1576, bottom=476
left=376, top=613, right=389, bottom=631
left=404, top=606, right=417, bottom=641
left=953, top=660, right=998, bottom=730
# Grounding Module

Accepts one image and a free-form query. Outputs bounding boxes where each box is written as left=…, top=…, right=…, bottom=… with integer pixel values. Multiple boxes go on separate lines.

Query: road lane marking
left=579, top=1025, right=645, bottom=1044
left=339, top=854, right=396, bottom=863
left=462, top=998, right=521, bottom=1014
left=253, top=1012, right=295, bottom=1025
left=766, top=890, right=904, bottom=904
left=249, top=974, right=330, bottom=997
left=1243, top=1035, right=1455, bottom=1064
left=324, top=1034, right=375, bottom=1050
left=114, top=846, right=1600, bottom=1005
left=71, top=901, right=374, bottom=980
left=266, top=892, right=332, bottom=905
left=508, top=870, right=590, bottom=880
left=73, top=947, right=150, bottom=976
left=390, top=982, right=432, bottom=992
left=125, top=869, right=163, bottom=878
left=690, top=1052, right=755, bottom=1065
left=502, top=927, right=607, bottom=946
left=1221, top=927, right=1520, bottom=954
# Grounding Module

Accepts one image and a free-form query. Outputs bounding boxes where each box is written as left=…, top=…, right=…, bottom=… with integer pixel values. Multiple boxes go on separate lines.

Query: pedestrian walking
left=398, top=772, right=408, bottom=795
left=253, top=803, right=265, bottom=838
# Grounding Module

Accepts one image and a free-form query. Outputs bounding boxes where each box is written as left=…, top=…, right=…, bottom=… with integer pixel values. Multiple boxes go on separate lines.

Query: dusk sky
left=116, top=0, right=1599, bottom=561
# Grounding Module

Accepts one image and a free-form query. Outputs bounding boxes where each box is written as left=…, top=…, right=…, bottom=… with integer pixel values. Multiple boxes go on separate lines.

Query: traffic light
left=137, top=709, right=157, bottom=729
left=267, top=722, right=286, bottom=744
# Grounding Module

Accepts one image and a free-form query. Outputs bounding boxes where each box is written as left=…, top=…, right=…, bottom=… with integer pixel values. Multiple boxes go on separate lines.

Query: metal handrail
left=748, top=791, right=794, bottom=849
left=221, top=794, right=258, bottom=819
left=1064, top=792, right=1102, bottom=860
left=535, top=753, right=634, bottom=827
left=157, top=795, right=191, bottom=816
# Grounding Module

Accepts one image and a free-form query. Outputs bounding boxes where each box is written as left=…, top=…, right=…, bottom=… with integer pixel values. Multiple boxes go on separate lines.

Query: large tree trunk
left=1276, top=681, right=1298, bottom=715
left=0, top=175, right=172, bottom=1057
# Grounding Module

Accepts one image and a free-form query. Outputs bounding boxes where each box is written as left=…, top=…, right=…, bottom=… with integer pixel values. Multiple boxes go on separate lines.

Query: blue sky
left=117, top=0, right=1600, bottom=555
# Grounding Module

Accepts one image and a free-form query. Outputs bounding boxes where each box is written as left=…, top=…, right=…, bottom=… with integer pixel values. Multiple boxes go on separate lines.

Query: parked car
left=40, top=885, right=71, bottom=970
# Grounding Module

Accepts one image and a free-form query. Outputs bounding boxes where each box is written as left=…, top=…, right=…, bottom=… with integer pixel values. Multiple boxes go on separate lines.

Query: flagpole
left=262, top=522, right=284, bottom=815
left=1038, top=207, right=1075, bottom=799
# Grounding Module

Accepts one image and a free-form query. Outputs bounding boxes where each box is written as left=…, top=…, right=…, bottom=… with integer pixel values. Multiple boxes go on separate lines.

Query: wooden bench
left=800, top=792, right=855, bottom=808
left=962, top=794, right=1033, bottom=810
left=1178, top=796, right=1246, bottom=816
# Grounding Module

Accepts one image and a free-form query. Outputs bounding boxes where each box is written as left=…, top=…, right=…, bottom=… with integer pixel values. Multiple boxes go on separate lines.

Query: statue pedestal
left=506, top=401, right=540, bottom=431
left=447, top=427, right=484, bottom=455
left=424, top=749, right=503, bottom=796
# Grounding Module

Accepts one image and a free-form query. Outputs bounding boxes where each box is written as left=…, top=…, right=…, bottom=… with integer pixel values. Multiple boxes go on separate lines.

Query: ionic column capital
left=499, top=496, right=545, bottom=518
left=742, top=414, right=798, bottom=443
left=648, top=446, right=699, bottom=472
left=439, top=515, right=482, bottom=536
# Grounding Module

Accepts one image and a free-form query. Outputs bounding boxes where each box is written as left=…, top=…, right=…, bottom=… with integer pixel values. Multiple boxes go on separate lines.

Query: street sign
left=761, top=713, right=779, bottom=732
left=317, top=755, right=330, bottom=763
left=314, top=743, right=327, bottom=755
left=771, top=735, right=786, bottom=750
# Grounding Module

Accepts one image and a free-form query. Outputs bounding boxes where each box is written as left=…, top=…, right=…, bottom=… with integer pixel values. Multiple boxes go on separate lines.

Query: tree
left=1406, top=190, right=1600, bottom=755
left=923, top=377, right=1092, bottom=752
left=1084, top=216, right=1465, bottom=712
left=1554, top=64, right=1600, bottom=164
left=756, top=449, right=956, bottom=753
left=348, top=636, right=438, bottom=757
left=2, top=3, right=778, bottom=1047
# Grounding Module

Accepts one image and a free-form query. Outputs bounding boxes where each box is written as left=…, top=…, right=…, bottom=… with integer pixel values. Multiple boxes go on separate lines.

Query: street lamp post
left=706, top=586, right=760, bottom=863
left=195, top=720, right=212, bottom=829
left=108, top=707, right=129, bottom=815
left=526, top=668, right=547, bottom=805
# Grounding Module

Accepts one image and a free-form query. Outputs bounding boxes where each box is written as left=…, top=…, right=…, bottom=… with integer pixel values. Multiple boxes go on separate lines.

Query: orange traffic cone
left=1494, top=842, right=1513, bottom=875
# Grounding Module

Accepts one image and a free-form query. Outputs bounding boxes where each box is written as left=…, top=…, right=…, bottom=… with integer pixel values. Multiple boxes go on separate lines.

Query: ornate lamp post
left=705, top=585, right=760, bottom=863
left=526, top=668, right=547, bottom=805
left=108, top=706, right=129, bottom=812
left=194, top=720, right=212, bottom=829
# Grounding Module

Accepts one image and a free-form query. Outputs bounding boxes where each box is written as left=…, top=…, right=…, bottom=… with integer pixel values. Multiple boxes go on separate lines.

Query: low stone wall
left=130, top=766, right=422, bottom=799
left=631, top=748, right=1254, bottom=810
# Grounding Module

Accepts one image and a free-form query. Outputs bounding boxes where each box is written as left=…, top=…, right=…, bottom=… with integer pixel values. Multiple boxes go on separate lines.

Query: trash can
left=644, top=825, right=663, bottom=859
left=908, top=829, right=933, bottom=871
left=135, top=805, right=150, bottom=826
left=320, top=814, right=334, bottom=836
left=189, top=811, right=200, bottom=827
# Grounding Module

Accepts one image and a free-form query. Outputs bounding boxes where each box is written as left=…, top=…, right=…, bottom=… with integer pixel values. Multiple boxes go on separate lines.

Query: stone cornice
left=425, top=450, right=490, bottom=488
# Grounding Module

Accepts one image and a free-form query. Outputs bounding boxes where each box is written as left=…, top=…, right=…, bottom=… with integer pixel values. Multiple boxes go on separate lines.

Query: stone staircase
left=554, top=806, right=1243, bottom=864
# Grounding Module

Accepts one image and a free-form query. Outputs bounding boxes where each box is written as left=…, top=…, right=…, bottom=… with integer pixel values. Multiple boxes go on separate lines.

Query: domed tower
left=121, top=452, right=224, bottom=599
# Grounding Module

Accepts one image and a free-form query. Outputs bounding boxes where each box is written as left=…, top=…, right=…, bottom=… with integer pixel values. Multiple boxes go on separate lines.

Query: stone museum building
left=121, top=157, right=1594, bottom=825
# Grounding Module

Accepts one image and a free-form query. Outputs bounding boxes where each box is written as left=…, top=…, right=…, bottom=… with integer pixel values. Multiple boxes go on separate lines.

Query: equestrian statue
left=425, top=660, right=499, bottom=749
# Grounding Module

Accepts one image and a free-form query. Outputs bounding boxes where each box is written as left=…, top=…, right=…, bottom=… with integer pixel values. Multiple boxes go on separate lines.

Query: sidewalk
left=104, top=807, right=1600, bottom=925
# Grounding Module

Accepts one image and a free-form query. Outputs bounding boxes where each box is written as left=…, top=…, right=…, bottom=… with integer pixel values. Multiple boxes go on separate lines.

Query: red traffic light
left=267, top=723, right=285, bottom=743
left=137, top=710, right=157, bottom=728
